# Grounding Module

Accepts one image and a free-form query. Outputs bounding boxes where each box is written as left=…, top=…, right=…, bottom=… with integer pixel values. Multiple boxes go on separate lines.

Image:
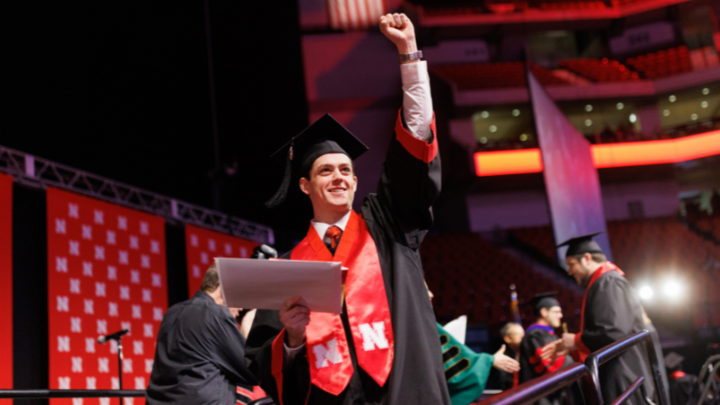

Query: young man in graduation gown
left=245, top=13, right=451, bottom=405
left=546, top=233, right=656, bottom=405
left=146, top=265, right=256, bottom=405
left=664, top=352, right=697, bottom=405
left=519, top=293, right=574, bottom=405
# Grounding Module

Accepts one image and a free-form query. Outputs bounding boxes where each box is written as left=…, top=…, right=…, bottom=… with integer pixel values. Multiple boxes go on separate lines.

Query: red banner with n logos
left=0, top=173, right=13, bottom=403
left=47, top=187, right=168, bottom=405
left=184, top=224, right=257, bottom=298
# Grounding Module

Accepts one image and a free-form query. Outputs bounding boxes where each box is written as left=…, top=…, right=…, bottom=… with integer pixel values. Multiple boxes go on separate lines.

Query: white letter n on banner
left=359, top=322, right=389, bottom=351
left=311, top=338, right=344, bottom=369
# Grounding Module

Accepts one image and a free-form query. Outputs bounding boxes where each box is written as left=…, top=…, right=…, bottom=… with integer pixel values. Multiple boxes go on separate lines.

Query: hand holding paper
left=280, top=296, right=310, bottom=348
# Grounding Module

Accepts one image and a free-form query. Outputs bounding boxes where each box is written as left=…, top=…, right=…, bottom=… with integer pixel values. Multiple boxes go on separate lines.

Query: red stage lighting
left=474, top=130, right=720, bottom=176
left=474, top=149, right=543, bottom=176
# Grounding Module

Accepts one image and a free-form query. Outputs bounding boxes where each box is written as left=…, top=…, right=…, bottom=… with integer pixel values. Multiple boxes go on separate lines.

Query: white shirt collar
left=311, top=210, right=352, bottom=238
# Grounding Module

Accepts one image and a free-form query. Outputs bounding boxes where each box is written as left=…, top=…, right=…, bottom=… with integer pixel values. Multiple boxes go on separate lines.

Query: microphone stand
left=116, top=336, right=124, bottom=405
left=98, top=329, right=129, bottom=405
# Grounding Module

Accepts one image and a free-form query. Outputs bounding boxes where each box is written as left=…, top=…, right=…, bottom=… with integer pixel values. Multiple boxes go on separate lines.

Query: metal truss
left=0, top=145, right=274, bottom=245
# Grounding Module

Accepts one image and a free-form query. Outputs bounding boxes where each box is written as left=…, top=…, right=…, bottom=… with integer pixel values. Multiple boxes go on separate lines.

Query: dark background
left=4, top=1, right=312, bottom=248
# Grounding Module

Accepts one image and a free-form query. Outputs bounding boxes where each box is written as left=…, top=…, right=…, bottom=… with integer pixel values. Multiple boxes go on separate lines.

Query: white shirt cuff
left=400, top=60, right=429, bottom=86
left=283, top=341, right=305, bottom=364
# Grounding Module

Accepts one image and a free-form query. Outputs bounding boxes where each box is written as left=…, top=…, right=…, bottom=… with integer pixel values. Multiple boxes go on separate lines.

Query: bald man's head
left=500, top=322, right=524, bottom=353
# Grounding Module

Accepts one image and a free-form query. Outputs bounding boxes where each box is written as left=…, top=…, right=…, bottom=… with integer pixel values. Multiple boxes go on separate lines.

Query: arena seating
left=423, top=5, right=488, bottom=16
left=421, top=233, right=582, bottom=330
left=419, top=0, right=696, bottom=17
left=538, top=0, right=607, bottom=10
left=508, top=217, right=720, bottom=326
left=558, top=58, right=640, bottom=82
left=684, top=198, right=720, bottom=243
left=431, top=46, right=712, bottom=90
left=509, top=226, right=558, bottom=260
left=430, top=62, right=569, bottom=90
left=625, top=46, right=693, bottom=79
left=609, top=217, right=720, bottom=327
left=422, top=0, right=619, bottom=16
left=691, top=216, right=720, bottom=242
left=616, top=0, right=645, bottom=5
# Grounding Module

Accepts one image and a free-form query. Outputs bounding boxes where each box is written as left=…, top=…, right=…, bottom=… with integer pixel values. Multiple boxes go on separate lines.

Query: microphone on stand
left=98, top=329, right=129, bottom=344
left=251, top=244, right=278, bottom=260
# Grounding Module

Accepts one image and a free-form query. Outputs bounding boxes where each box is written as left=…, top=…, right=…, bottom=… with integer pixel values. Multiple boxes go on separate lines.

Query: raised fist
left=379, top=13, right=417, bottom=55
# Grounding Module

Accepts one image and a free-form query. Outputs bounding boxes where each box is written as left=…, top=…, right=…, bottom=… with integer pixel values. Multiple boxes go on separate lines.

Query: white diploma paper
left=215, top=257, right=343, bottom=314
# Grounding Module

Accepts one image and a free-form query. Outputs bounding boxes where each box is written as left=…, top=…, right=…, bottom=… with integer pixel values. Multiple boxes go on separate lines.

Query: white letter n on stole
left=359, top=322, right=389, bottom=351
left=312, top=338, right=343, bottom=369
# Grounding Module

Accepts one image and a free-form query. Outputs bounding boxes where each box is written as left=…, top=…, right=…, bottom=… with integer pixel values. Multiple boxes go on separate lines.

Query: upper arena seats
left=430, top=62, right=568, bottom=90
left=430, top=45, right=713, bottom=92
left=538, top=0, right=607, bottom=11
left=558, top=58, right=640, bottom=82
left=421, top=0, right=664, bottom=16
left=625, top=46, right=693, bottom=79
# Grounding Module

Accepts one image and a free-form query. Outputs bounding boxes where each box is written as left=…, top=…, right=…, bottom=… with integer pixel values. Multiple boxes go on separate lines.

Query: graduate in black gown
left=245, top=13, right=450, bottom=405
left=665, top=352, right=697, bottom=405
left=545, top=233, right=657, bottom=405
left=146, top=266, right=256, bottom=404
left=643, top=308, right=670, bottom=402
left=519, top=293, right=574, bottom=405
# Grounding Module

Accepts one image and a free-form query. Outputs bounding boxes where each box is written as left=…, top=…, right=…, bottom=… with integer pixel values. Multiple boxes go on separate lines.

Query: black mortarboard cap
left=664, top=352, right=684, bottom=370
left=557, top=232, right=604, bottom=258
left=527, top=291, right=561, bottom=316
left=265, top=114, right=369, bottom=208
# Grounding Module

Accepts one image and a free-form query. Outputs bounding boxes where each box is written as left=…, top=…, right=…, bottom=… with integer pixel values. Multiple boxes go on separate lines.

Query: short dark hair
left=573, top=252, right=607, bottom=264
left=200, top=265, right=220, bottom=293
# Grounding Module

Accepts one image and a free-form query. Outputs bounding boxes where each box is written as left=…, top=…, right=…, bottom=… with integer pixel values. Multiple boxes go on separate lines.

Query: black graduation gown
left=646, top=323, right=670, bottom=401
left=245, top=114, right=450, bottom=405
left=579, top=270, right=655, bottom=405
left=519, top=327, right=573, bottom=405
left=668, top=373, right=697, bottom=405
left=493, top=349, right=518, bottom=391
left=146, top=291, right=256, bottom=405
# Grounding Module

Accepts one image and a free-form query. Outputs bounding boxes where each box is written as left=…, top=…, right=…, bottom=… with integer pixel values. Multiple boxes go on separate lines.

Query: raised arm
left=380, top=13, right=433, bottom=141
left=373, top=14, right=440, bottom=249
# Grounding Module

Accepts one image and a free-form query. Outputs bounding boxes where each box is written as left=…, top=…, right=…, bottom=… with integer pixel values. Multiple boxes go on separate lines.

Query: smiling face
left=299, top=153, right=357, bottom=220
left=566, top=254, right=595, bottom=287
left=540, top=306, right=563, bottom=328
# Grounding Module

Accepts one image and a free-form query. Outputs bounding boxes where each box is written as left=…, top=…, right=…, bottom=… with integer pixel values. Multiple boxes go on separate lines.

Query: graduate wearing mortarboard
left=244, top=13, right=451, bottom=405
left=518, top=292, right=574, bottom=405
left=664, top=352, right=697, bottom=405
left=544, top=233, right=656, bottom=405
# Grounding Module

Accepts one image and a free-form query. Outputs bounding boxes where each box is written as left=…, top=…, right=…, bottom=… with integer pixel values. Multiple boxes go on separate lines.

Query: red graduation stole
left=574, top=261, right=624, bottom=361
left=272, top=210, right=394, bottom=398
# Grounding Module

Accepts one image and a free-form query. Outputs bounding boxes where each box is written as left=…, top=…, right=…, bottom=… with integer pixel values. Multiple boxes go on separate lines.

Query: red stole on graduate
left=271, top=210, right=394, bottom=399
left=527, top=324, right=566, bottom=374
left=574, top=261, right=625, bottom=362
